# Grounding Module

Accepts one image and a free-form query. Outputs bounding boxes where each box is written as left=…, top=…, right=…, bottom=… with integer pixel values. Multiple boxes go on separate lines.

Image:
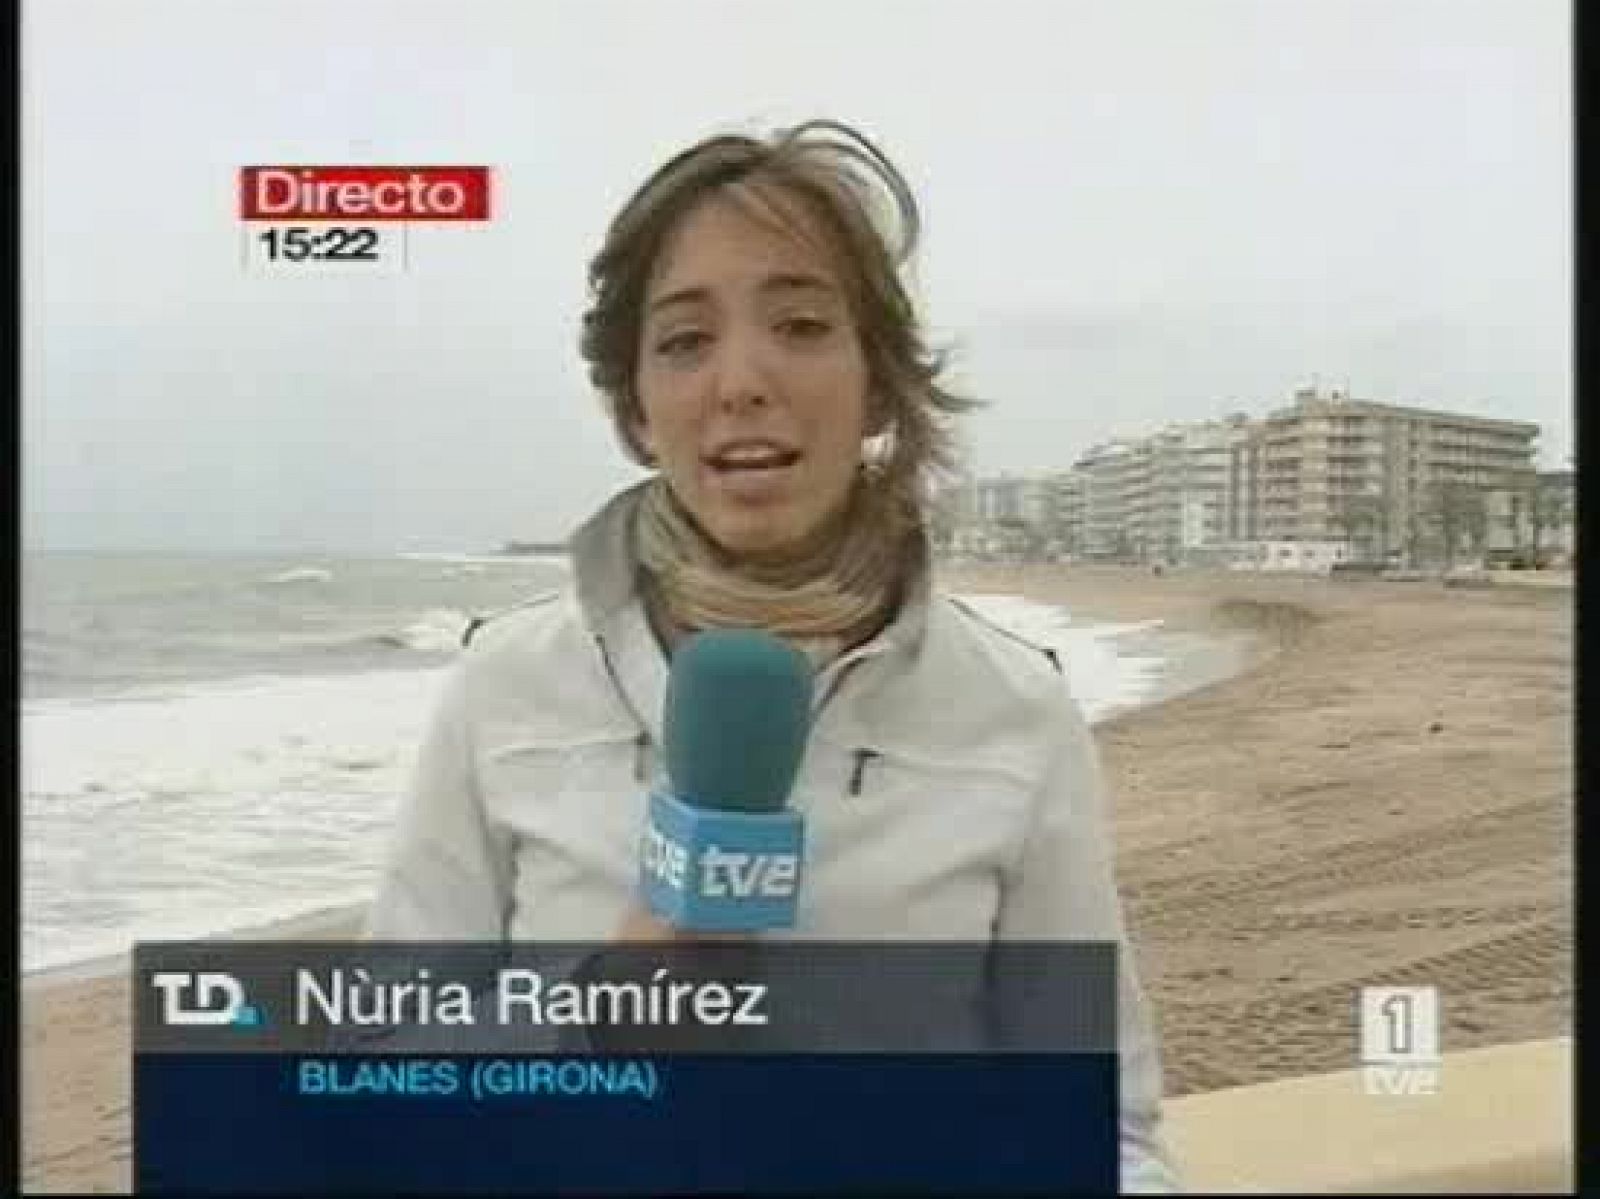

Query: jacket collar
left=568, top=479, right=653, bottom=633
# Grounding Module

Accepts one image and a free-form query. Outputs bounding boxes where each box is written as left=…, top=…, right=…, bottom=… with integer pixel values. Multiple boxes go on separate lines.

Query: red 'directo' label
left=239, top=166, right=492, bottom=222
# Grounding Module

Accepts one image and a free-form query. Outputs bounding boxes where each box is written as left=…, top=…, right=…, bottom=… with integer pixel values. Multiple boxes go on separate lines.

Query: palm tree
left=994, top=515, right=1043, bottom=562
left=1330, top=494, right=1385, bottom=562
left=1524, top=479, right=1573, bottom=562
left=1421, top=479, right=1488, bottom=569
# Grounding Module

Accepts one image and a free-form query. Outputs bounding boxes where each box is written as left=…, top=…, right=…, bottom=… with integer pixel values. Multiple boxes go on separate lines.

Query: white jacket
left=368, top=484, right=1182, bottom=1193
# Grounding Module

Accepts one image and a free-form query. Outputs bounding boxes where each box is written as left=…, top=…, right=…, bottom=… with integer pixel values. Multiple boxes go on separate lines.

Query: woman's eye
left=655, top=330, right=709, bottom=358
left=776, top=316, right=831, bottom=340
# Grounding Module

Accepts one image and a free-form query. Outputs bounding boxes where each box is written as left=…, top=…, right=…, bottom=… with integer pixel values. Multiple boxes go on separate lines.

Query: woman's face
left=632, top=192, right=872, bottom=557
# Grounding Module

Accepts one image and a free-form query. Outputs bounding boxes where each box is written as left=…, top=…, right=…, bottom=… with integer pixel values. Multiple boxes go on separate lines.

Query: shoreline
left=22, top=565, right=1572, bottom=1192
left=23, top=592, right=1248, bottom=988
left=21, top=901, right=370, bottom=994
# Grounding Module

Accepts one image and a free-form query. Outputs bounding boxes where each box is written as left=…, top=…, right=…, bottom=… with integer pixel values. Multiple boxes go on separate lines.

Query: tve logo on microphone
left=641, top=794, right=804, bottom=931
left=150, top=972, right=267, bottom=1029
left=700, top=845, right=800, bottom=899
left=642, top=829, right=800, bottom=898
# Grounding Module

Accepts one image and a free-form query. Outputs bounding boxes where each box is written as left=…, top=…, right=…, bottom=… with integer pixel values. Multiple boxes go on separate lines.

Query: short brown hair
left=579, top=118, right=979, bottom=516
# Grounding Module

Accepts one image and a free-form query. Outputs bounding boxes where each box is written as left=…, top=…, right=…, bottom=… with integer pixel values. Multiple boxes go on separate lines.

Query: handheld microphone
left=638, top=629, right=812, bottom=932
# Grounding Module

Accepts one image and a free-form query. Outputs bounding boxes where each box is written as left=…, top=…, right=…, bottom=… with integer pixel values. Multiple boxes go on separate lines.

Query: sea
left=21, top=550, right=1235, bottom=977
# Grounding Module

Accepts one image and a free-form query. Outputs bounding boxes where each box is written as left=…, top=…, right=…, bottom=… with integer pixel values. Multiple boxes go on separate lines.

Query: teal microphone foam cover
left=663, top=630, right=814, bottom=813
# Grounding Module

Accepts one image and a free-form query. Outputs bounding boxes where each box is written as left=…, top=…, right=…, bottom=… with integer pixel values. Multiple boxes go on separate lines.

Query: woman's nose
left=711, top=329, right=774, bottom=412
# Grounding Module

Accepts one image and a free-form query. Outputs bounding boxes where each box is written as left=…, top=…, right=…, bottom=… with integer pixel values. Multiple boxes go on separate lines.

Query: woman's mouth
left=704, top=441, right=803, bottom=499
left=705, top=443, right=803, bottom=474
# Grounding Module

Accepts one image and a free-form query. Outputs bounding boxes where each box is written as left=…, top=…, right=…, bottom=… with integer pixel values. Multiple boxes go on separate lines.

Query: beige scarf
left=632, top=471, right=921, bottom=669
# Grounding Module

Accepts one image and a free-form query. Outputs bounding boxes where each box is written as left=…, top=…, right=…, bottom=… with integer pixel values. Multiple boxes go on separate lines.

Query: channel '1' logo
left=151, top=972, right=266, bottom=1028
left=1359, top=985, right=1440, bottom=1095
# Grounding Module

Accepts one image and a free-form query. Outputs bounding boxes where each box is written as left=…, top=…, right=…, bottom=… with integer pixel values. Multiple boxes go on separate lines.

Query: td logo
left=151, top=972, right=266, bottom=1028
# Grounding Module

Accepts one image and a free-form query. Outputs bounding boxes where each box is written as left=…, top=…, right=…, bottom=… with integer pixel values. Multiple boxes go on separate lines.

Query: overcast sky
left=24, top=0, right=1571, bottom=553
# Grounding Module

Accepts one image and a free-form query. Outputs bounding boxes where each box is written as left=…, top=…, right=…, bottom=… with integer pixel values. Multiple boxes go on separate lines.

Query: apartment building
left=1226, top=427, right=1266, bottom=542
left=1070, top=418, right=1252, bottom=563
left=1483, top=468, right=1577, bottom=560
left=946, top=388, right=1547, bottom=569
left=946, top=473, right=1054, bottom=558
left=1072, top=440, right=1144, bottom=559
left=926, top=470, right=977, bottom=553
left=1534, top=470, right=1577, bottom=555
left=1146, top=417, right=1253, bottom=561
left=1246, top=387, right=1539, bottom=562
left=1044, top=470, right=1086, bottom=555
left=972, top=474, right=1052, bottom=525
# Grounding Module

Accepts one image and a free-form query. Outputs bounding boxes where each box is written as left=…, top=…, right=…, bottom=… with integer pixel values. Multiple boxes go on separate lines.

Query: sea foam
left=22, top=593, right=1170, bottom=975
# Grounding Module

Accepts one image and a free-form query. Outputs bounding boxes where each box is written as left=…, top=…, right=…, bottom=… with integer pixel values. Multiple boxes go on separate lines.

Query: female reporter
left=368, top=119, right=1179, bottom=1192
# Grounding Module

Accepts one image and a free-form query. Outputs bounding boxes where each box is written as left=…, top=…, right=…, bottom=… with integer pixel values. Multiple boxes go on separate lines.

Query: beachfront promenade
left=1168, top=1035, right=1571, bottom=1191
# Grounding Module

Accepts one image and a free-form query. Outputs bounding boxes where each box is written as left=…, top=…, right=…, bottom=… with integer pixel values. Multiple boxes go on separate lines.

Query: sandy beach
left=21, top=566, right=1573, bottom=1193
left=948, top=565, right=1573, bottom=1098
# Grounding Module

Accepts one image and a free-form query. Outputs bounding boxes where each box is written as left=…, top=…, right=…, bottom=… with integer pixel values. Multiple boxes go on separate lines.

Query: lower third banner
left=135, top=1052, right=1116, bottom=1194
left=132, top=940, right=1120, bottom=1194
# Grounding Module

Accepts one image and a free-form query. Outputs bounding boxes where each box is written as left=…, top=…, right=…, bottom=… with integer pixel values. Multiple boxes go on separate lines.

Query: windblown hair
left=578, top=118, right=979, bottom=517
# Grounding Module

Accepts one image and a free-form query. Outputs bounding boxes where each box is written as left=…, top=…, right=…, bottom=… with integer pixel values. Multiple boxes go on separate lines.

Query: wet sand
left=20, top=566, right=1573, bottom=1191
